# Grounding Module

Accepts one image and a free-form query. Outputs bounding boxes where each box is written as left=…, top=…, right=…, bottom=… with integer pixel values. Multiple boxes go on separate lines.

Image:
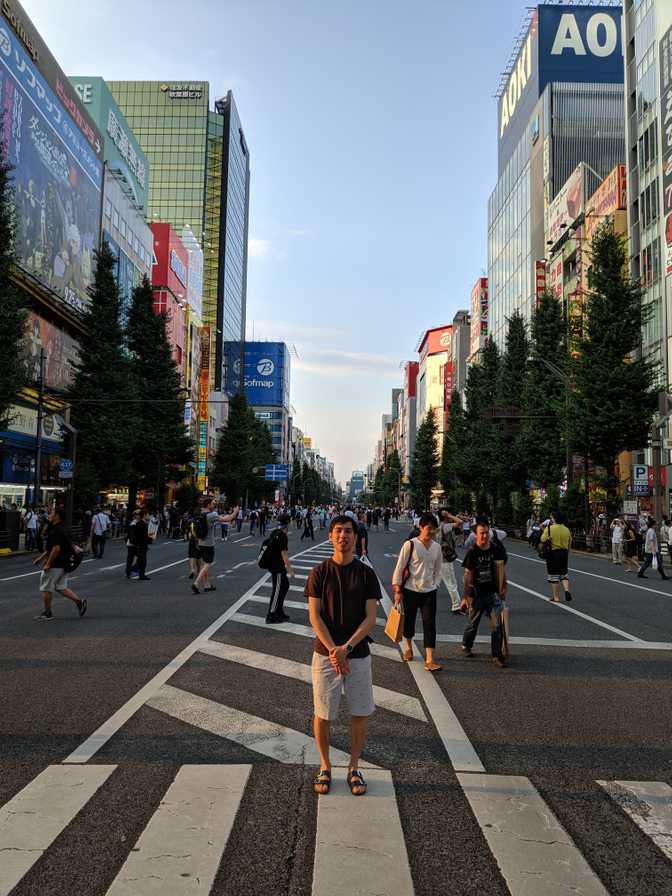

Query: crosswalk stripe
left=0, top=764, right=117, bottom=896
left=312, top=768, right=414, bottom=896
left=105, top=765, right=251, bottom=895
left=230, top=612, right=403, bottom=662
left=598, top=780, right=672, bottom=861
left=147, top=684, right=379, bottom=768
left=198, top=641, right=427, bottom=721
left=247, top=595, right=387, bottom=626
left=457, top=773, right=609, bottom=895
left=435, top=634, right=668, bottom=649
left=258, top=582, right=306, bottom=594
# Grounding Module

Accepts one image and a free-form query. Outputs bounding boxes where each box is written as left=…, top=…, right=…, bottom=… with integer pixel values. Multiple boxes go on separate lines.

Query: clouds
left=247, top=237, right=274, bottom=259
left=295, top=349, right=399, bottom=378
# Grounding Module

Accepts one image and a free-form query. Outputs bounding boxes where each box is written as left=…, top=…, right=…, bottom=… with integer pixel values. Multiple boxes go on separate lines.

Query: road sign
left=58, top=459, right=74, bottom=480
left=623, top=500, right=638, bottom=515
left=633, top=482, right=649, bottom=496
left=264, top=464, right=289, bottom=481
left=633, top=464, right=648, bottom=483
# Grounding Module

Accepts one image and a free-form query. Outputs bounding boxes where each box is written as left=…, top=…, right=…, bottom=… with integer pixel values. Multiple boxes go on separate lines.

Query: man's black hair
left=329, top=514, right=357, bottom=534
left=552, top=510, right=566, bottom=525
left=474, top=513, right=490, bottom=528
left=418, top=512, right=438, bottom=529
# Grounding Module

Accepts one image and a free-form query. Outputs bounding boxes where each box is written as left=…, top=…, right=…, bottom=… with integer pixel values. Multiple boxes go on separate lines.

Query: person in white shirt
left=638, top=518, right=669, bottom=580
left=91, top=506, right=110, bottom=559
left=610, top=518, right=625, bottom=565
left=24, top=506, right=38, bottom=551
left=392, top=513, right=443, bottom=672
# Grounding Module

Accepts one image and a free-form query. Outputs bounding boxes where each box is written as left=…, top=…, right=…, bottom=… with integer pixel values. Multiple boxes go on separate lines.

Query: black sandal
left=313, top=769, right=331, bottom=794
left=347, top=769, right=367, bottom=796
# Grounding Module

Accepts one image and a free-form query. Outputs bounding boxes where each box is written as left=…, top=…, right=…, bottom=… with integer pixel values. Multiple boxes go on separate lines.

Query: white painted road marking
left=105, top=764, right=251, bottom=896
left=0, top=764, right=117, bottom=896
left=312, top=769, right=414, bottom=896
left=0, top=558, right=95, bottom=583
left=258, top=581, right=306, bottom=594
left=378, top=584, right=484, bottom=773
left=148, top=684, right=379, bottom=768
left=508, top=579, right=644, bottom=641
left=435, top=634, right=672, bottom=650
left=199, top=640, right=426, bottom=721
left=508, top=549, right=672, bottom=598
left=64, top=540, right=329, bottom=763
left=230, top=612, right=403, bottom=662
left=247, top=595, right=387, bottom=626
left=63, top=578, right=269, bottom=764
left=457, top=773, right=609, bottom=896
left=598, top=780, right=672, bottom=862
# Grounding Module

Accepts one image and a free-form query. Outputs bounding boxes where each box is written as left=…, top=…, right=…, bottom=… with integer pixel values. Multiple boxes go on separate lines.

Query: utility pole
left=33, top=348, right=45, bottom=506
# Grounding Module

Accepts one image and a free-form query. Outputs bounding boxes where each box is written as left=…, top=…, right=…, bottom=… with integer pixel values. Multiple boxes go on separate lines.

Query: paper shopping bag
left=500, top=603, right=511, bottom=659
left=384, top=605, right=404, bottom=643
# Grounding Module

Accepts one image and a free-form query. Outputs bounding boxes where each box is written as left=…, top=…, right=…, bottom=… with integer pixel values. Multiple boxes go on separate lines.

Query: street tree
left=571, top=224, right=658, bottom=506
left=411, top=407, right=439, bottom=508
left=0, top=142, right=28, bottom=428
left=463, top=339, right=504, bottom=515
left=440, top=390, right=470, bottom=510
left=497, top=310, right=530, bottom=521
left=372, top=465, right=386, bottom=505
left=211, top=393, right=275, bottom=505
left=519, top=288, right=568, bottom=489
left=384, top=449, right=402, bottom=506
left=68, top=242, right=136, bottom=504
left=126, top=276, right=193, bottom=511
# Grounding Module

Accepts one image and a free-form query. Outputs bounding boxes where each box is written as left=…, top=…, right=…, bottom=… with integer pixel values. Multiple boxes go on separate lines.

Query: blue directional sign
left=265, top=464, right=289, bottom=481
left=58, top=459, right=74, bottom=480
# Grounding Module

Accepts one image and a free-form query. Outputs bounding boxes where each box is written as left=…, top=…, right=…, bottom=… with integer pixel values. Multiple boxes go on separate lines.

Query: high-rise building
left=349, top=471, right=365, bottom=502
left=623, top=0, right=672, bottom=381
left=488, top=4, right=625, bottom=347
left=400, top=362, right=419, bottom=485
left=69, top=77, right=153, bottom=323
left=417, top=325, right=452, bottom=452
left=469, top=278, right=488, bottom=364
left=106, top=82, right=250, bottom=393
left=0, top=0, right=104, bottom=508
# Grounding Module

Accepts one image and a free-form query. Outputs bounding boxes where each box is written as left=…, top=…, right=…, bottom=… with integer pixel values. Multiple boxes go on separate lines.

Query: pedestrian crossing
left=1, top=762, right=671, bottom=896
left=5, top=538, right=672, bottom=894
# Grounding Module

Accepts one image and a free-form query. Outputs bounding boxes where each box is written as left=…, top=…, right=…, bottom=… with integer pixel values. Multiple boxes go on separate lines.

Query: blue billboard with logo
left=224, top=341, right=290, bottom=408
left=498, top=4, right=623, bottom=173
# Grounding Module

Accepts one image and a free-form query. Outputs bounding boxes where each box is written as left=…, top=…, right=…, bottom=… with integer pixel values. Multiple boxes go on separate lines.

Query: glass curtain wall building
left=107, top=82, right=250, bottom=394
left=487, top=4, right=625, bottom=348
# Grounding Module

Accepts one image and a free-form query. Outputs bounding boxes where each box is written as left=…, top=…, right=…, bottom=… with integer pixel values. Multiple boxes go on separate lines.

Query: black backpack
left=258, top=530, right=281, bottom=570
left=193, top=512, right=209, bottom=540
left=64, top=539, right=83, bottom=572
left=491, top=528, right=508, bottom=563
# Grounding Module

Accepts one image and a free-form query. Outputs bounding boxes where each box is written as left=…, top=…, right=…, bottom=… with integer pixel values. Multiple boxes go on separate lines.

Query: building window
left=112, top=207, right=119, bottom=230
left=104, top=198, right=112, bottom=219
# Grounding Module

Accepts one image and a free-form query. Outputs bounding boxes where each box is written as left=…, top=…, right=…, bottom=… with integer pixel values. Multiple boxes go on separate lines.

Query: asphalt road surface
left=1, top=521, right=671, bottom=896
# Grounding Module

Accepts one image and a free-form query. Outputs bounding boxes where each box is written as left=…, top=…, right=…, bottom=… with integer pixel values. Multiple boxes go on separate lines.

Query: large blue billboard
left=0, top=12, right=103, bottom=313
left=224, top=341, right=290, bottom=408
left=498, top=4, right=623, bottom=173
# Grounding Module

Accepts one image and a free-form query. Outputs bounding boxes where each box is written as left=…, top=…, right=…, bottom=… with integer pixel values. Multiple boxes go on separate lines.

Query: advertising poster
left=535, top=260, right=547, bottom=302
left=0, top=14, right=103, bottom=313
left=546, top=163, right=585, bottom=248
left=660, top=24, right=672, bottom=276
left=585, top=164, right=627, bottom=241
left=242, top=343, right=289, bottom=408
left=26, top=312, right=79, bottom=392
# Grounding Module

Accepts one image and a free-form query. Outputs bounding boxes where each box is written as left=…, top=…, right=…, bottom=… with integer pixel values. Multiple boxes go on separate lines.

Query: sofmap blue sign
left=498, top=4, right=623, bottom=173
left=238, top=342, right=290, bottom=409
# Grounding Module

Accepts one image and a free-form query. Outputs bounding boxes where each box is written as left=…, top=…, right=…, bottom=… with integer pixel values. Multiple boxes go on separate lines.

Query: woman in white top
left=392, top=513, right=443, bottom=672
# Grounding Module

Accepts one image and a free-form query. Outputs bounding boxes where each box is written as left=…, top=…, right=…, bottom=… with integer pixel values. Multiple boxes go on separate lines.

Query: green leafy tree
left=372, top=466, right=386, bottom=505
left=571, top=224, right=658, bottom=499
left=290, top=456, right=303, bottom=503
left=126, top=276, right=193, bottom=510
left=497, top=311, right=529, bottom=500
left=463, top=339, right=504, bottom=515
left=0, top=139, right=28, bottom=427
left=384, top=449, right=402, bottom=506
left=440, top=390, right=470, bottom=510
left=411, top=407, right=439, bottom=508
left=211, top=393, right=275, bottom=504
left=519, top=289, right=567, bottom=489
left=68, top=242, right=136, bottom=504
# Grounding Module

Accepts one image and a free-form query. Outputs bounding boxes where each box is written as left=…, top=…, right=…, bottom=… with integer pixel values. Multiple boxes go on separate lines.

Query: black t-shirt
left=462, top=544, right=500, bottom=605
left=305, top=558, right=381, bottom=657
left=355, top=522, right=368, bottom=557
left=45, top=523, right=71, bottom=569
left=267, top=529, right=288, bottom=573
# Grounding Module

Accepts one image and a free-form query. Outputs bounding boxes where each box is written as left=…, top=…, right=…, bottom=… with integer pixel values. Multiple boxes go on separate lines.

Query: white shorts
left=311, top=652, right=375, bottom=721
left=39, top=567, right=69, bottom=593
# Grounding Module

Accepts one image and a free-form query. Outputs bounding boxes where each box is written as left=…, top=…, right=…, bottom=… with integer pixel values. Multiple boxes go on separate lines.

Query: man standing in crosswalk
left=306, top=514, right=379, bottom=797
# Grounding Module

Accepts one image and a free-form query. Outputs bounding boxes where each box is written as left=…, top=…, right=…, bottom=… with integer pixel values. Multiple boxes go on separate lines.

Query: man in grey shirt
left=192, top=498, right=239, bottom=594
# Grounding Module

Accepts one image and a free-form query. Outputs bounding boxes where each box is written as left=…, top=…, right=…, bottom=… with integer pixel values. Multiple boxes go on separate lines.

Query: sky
left=26, top=0, right=535, bottom=487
